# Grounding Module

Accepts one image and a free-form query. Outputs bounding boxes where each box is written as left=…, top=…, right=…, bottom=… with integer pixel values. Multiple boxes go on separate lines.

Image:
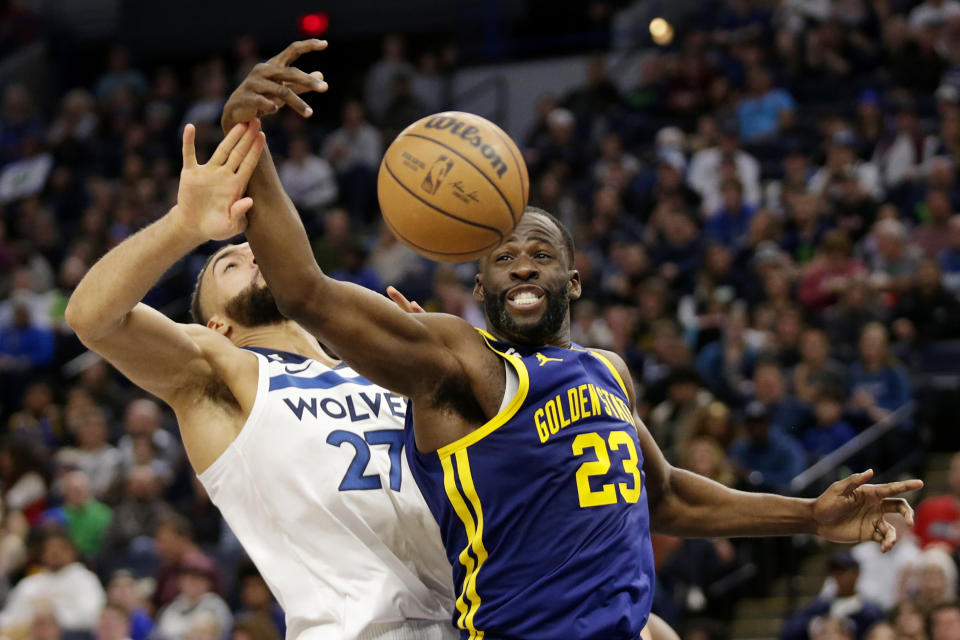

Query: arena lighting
left=299, top=13, right=330, bottom=37
left=649, top=17, right=675, bottom=46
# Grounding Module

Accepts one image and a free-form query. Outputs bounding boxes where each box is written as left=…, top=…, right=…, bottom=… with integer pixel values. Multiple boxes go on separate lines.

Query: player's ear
left=568, top=269, right=582, bottom=301
left=473, top=274, right=485, bottom=303
left=206, top=315, right=232, bottom=337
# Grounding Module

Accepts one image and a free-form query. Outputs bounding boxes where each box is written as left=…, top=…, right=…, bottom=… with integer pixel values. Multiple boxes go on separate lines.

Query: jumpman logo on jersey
left=536, top=352, right=563, bottom=366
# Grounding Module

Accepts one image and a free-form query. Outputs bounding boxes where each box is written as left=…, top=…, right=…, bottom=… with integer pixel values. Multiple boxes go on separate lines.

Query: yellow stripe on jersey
left=456, top=449, right=489, bottom=637
left=587, top=350, right=630, bottom=401
left=436, top=329, right=530, bottom=458
left=441, top=454, right=479, bottom=636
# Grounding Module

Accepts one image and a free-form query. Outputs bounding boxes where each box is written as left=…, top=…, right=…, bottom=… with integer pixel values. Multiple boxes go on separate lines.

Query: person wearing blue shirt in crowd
left=705, top=178, right=757, bottom=249
left=939, top=215, right=960, bottom=295
left=737, top=67, right=796, bottom=143
left=803, top=391, right=856, bottom=462
left=848, top=323, right=912, bottom=428
left=730, top=401, right=807, bottom=493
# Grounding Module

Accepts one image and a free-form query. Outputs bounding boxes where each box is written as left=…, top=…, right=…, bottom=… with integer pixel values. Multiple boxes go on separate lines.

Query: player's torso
left=407, top=332, right=655, bottom=640
left=197, top=348, right=455, bottom=640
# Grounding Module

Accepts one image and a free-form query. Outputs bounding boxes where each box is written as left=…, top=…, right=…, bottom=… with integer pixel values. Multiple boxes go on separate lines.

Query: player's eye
left=495, top=254, right=512, bottom=262
left=535, top=252, right=552, bottom=260
left=224, top=263, right=236, bottom=271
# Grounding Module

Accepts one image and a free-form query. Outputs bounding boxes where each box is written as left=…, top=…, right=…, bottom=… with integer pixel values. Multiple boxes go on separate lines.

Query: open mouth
left=506, top=286, right=545, bottom=311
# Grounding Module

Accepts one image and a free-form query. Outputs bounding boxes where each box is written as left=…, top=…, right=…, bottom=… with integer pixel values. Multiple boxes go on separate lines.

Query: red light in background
left=299, top=13, right=329, bottom=37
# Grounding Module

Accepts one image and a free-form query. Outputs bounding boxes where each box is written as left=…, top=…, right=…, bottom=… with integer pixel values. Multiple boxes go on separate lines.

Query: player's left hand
left=812, top=469, right=923, bottom=552
left=386, top=286, right=425, bottom=314
left=221, top=39, right=329, bottom=132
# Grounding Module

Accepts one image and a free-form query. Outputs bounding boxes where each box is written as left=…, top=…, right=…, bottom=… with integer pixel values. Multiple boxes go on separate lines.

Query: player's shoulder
left=418, top=312, right=488, bottom=351
left=586, top=347, right=637, bottom=407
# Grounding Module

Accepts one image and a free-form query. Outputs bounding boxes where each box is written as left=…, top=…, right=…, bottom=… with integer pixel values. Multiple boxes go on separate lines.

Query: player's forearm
left=651, top=467, right=816, bottom=538
left=65, top=208, right=201, bottom=341
left=244, top=145, right=330, bottom=318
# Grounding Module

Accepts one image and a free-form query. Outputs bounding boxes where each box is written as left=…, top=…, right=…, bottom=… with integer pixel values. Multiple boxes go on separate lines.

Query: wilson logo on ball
left=423, top=115, right=508, bottom=178
left=421, top=156, right=454, bottom=195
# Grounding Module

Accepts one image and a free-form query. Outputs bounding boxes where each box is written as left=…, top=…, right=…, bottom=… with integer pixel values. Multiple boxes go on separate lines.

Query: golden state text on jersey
left=406, top=331, right=655, bottom=640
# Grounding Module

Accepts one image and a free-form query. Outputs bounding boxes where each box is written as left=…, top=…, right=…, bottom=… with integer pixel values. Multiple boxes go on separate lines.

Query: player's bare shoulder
left=180, top=324, right=259, bottom=412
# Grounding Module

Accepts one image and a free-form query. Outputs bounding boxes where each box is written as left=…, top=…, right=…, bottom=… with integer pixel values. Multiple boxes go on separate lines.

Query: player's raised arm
left=220, top=41, right=479, bottom=399
left=65, top=122, right=264, bottom=404
left=600, top=350, right=923, bottom=551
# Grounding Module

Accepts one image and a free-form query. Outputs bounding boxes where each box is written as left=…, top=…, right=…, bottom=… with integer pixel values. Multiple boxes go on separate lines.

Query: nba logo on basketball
left=421, top=156, right=454, bottom=195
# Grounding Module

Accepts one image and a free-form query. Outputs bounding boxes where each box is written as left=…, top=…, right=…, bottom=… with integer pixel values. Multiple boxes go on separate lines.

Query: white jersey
left=197, top=348, right=456, bottom=640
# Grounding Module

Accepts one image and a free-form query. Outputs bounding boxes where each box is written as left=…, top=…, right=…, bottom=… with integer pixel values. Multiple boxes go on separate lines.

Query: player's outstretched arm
left=65, top=122, right=264, bottom=404
left=598, top=349, right=923, bottom=551
left=221, top=41, right=479, bottom=399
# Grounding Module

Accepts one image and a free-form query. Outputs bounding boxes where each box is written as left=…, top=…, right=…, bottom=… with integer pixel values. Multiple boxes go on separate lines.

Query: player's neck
left=231, top=322, right=339, bottom=368
left=488, top=320, right=572, bottom=349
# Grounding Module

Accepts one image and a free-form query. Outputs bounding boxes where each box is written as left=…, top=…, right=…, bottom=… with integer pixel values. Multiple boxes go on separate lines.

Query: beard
left=482, top=283, right=569, bottom=345
left=224, top=281, right=285, bottom=327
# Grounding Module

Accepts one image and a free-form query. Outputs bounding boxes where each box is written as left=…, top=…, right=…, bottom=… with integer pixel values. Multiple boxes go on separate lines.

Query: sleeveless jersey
left=406, top=332, right=655, bottom=640
left=197, top=348, right=456, bottom=640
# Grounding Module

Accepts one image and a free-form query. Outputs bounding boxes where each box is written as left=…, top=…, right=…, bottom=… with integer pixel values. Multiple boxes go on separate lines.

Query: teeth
left=513, top=292, right=540, bottom=306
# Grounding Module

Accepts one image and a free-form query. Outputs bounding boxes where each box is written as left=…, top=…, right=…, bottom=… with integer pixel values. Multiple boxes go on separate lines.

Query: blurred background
left=0, top=0, right=959, bottom=639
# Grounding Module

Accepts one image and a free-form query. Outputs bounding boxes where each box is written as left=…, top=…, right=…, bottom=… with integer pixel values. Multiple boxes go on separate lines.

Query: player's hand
left=386, top=286, right=425, bottom=313
left=173, top=120, right=265, bottom=243
left=221, top=39, right=329, bottom=132
left=812, top=469, right=923, bottom=553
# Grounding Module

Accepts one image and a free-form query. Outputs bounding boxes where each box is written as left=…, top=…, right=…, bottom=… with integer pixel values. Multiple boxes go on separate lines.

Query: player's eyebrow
left=211, top=247, right=242, bottom=274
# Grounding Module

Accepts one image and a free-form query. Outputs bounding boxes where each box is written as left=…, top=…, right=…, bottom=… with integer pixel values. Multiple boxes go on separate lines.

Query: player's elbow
left=272, top=274, right=329, bottom=325
left=64, top=295, right=92, bottom=337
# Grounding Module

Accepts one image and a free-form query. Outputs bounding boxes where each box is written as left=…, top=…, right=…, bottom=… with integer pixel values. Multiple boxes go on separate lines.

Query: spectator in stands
left=688, top=120, right=761, bottom=216
left=704, top=179, right=757, bottom=250
left=152, top=512, right=220, bottom=611
left=696, top=303, right=760, bottom=403
left=736, top=66, right=796, bottom=143
left=799, top=230, right=867, bottom=313
left=929, top=602, right=960, bottom=640
left=865, top=219, right=921, bottom=297
left=903, top=548, right=958, bottom=614
left=892, top=258, right=960, bottom=343
left=877, top=104, right=927, bottom=190
left=118, top=399, right=179, bottom=479
left=914, top=452, right=960, bottom=551
left=0, top=438, right=48, bottom=525
left=685, top=401, right=738, bottom=453
left=750, top=357, right=814, bottom=437
left=848, top=323, right=912, bottom=426
left=939, top=215, right=960, bottom=294
left=914, top=189, right=955, bottom=258
left=277, top=136, right=337, bottom=215
left=782, top=195, right=828, bottom=265
left=849, top=515, right=920, bottom=612
left=231, top=614, right=281, bottom=640
left=106, top=570, right=153, bottom=640
left=649, top=368, right=713, bottom=463
left=729, top=401, right=806, bottom=493
left=364, top=35, right=415, bottom=122
left=96, top=603, right=132, bottom=640
left=0, top=528, right=105, bottom=636
left=0, top=302, right=55, bottom=372
left=809, top=130, right=884, bottom=203
left=891, top=600, right=928, bottom=640
left=807, top=617, right=855, bottom=640
left=235, top=564, right=284, bottom=638
left=45, top=469, right=111, bottom=557
left=55, top=408, right=122, bottom=499
left=101, top=465, right=168, bottom=555
left=322, top=100, right=381, bottom=220
left=908, top=0, right=960, bottom=31
left=9, top=381, right=62, bottom=450
left=802, top=390, right=856, bottom=462
left=95, top=47, right=149, bottom=102
left=780, top=551, right=884, bottom=640
left=794, top=328, right=848, bottom=403
left=154, top=555, right=231, bottom=640
left=863, top=621, right=894, bottom=640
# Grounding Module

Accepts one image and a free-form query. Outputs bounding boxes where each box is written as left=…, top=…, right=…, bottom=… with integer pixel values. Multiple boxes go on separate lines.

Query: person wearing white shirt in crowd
left=277, top=136, right=338, bottom=213
left=95, top=604, right=133, bottom=640
left=0, top=530, right=105, bottom=636
left=154, top=556, right=231, bottom=640
left=687, top=120, right=761, bottom=217
left=322, top=100, right=382, bottom=175
left=875, top=105, right=927, bottom=189
left=909, top=0, right=960, bottom=31
left=809, top=130, right=884, bottom=202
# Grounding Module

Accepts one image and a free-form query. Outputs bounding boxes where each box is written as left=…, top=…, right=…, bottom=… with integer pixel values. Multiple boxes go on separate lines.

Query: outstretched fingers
left=842, top=469, right=874, bottom=494
left=882, top=497, right=916, bottom=526
left=269, top=39, right=328, bottom=67
left=386, top=286, right=425, bottom=314
left=226, top=119, right=262, bottom=172
left=236, top=132, right=266, bottom=185
left=210, top=122, right=248, bottom=167
left=182, top=124, right=197, bottom=168
left=874, top=479, right=924, bottom=499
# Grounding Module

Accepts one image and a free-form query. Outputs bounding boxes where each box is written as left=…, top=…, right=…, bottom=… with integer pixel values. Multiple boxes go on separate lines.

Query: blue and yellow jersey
left=406, top=330, right=655, bottom=640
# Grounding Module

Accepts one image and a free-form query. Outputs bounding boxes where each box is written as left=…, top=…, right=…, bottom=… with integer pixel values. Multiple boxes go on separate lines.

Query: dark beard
left=224, top=282, right=285, bottom=327
left=483, top=284, right=569, bottom=345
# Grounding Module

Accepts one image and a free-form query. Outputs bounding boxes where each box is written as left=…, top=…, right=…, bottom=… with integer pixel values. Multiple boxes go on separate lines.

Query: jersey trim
left=435, top=330, right=529, bottom=459
left=586, top=350, right=630, bottom=400
left=441, top=450, right=488, bottom=639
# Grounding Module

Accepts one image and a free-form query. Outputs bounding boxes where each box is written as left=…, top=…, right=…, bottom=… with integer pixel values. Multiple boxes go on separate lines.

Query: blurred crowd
left=0, top=0, right=959, bottom=639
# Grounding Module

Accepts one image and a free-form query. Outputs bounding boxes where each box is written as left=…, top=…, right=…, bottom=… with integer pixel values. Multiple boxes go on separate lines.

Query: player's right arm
left=65, top=122, right=264, bottom=405
left=221, top=42, right=481, bottom=401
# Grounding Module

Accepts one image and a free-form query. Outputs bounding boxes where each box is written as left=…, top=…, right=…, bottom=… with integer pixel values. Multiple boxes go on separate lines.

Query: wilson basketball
left=377, top=111, right=529, bottom=262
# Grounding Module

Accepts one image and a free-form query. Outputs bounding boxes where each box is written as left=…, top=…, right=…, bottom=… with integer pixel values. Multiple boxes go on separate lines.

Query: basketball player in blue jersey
left=65, top=116, right=461, bottom=639
left=219, top=40, right=923, bottom=640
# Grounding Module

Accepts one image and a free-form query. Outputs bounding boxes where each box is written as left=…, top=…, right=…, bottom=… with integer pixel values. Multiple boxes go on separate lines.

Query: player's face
left=475, top=213, right=581, bottom=345
left=204, top=243, right=284, bottom=328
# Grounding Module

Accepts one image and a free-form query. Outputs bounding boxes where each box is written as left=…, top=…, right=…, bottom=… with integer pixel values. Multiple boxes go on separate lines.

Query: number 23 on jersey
left=572, top=430, right=642, bottom=508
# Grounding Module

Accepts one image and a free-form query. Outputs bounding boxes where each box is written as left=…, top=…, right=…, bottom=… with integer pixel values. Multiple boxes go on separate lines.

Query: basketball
left=377, top=111, right=529, bottom=262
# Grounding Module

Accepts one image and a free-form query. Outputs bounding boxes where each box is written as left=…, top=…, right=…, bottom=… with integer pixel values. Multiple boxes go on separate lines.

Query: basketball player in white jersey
left=65, top=118, right=457, bottom=640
